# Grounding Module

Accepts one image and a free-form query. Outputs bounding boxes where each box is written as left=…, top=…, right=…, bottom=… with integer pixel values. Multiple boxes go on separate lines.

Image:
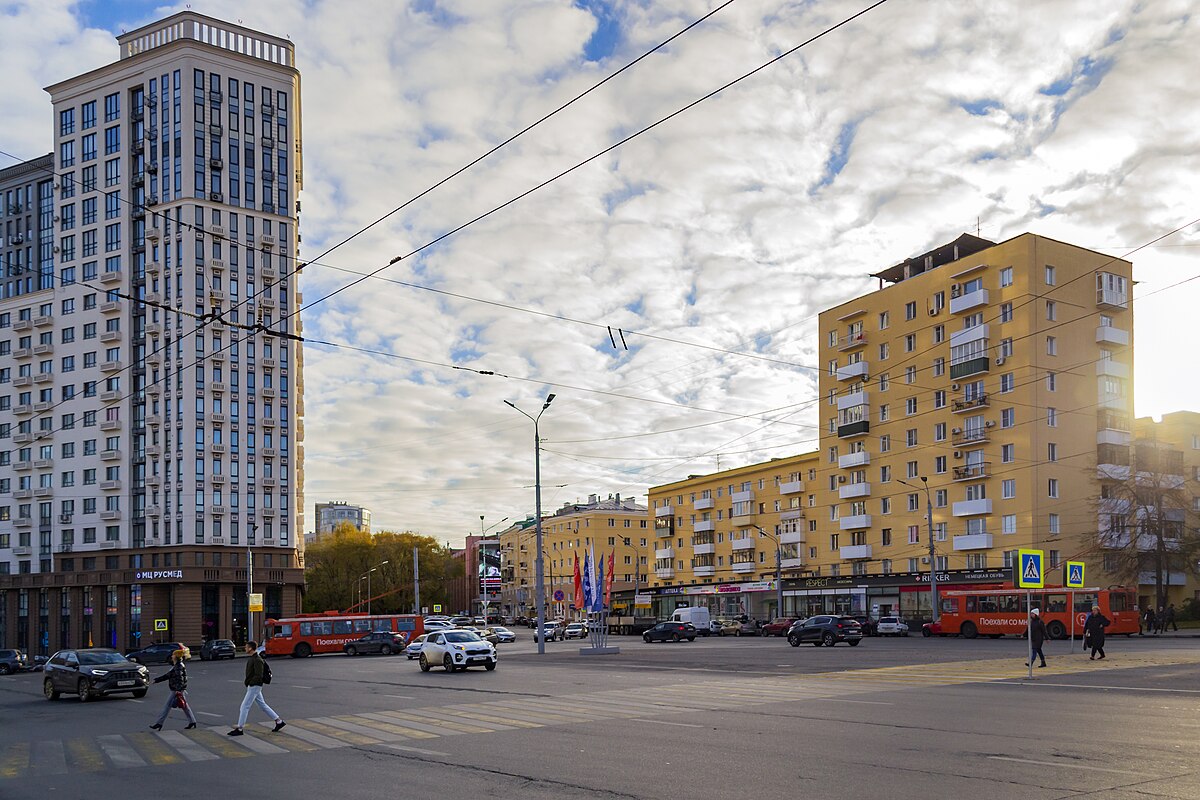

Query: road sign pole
left=1071, top=591, right=1075, bottom=652
left=1027, top=590, right=1033, bottom=680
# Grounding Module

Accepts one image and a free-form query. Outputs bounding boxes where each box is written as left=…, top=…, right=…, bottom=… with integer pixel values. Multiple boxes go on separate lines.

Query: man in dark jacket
left=1166, top=604, right=1178, bottom=632
left=1025, top=608, right=1048, bottom=668
left=1086, top=605, right=1110, bottom=660
left=228, top=641, right=285, bottom=736
left=149, top=649, right=198, bottom=730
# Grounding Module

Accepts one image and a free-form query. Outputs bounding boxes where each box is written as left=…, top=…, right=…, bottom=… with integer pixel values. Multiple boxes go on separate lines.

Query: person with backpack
left=149, top=649, right=198, bottom=730
left=228, top=640, right=285, bottom=736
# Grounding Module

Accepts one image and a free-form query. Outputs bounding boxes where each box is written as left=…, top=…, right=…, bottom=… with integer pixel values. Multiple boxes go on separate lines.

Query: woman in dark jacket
left=1085, top=605, right=1110, bottom=660
left=149, top=650, right=198, bottom=730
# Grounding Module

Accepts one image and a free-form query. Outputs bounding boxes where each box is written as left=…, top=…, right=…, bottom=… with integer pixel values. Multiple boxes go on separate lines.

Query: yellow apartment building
left=811, top=232, right=1137, bottom=620
left=497, top=493, right=648, bottom=620
left=645, top=452, right=819, bottom=621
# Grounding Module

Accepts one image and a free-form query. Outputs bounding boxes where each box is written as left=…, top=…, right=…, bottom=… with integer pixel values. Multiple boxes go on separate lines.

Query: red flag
left=604, top=551, right=615, bottom=605
left=573, top=555, right=584, bottom=611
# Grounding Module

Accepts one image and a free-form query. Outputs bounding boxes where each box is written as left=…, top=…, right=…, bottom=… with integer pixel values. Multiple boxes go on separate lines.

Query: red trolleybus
left=934, top=586, right=1138, bottom=640
left=264, top=611, right=425, bottom=658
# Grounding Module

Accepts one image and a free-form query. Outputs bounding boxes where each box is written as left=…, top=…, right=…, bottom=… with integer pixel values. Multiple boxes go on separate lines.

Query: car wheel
left=132, top=688, right=148, bottom=698
left=44, top=679, right=60, bottom=701
left=848, top=640, right=861, bottom=647
left=485, top=662, right=497, bottom=671
left=822, top=632, right=836, bottom=647
left=922, top=627, right=932, bottom=638
left=788, top=635, right=800, bottom=647
left=672, top=633, right=681, bottom=643
left=78, top=678, right=94, bottom=702
left=294, top=642, right=312, bottom=658
left=643, top=635, right=651, bottom=643
left=419, top=654, right=431, bottom=672
left=443, top=655, right=455, bottom=673
left=960, top=622, right=978, bottom=640
left=735, top=629, right=741, bottom=637
left=381, top=645, right=393, bottom=655
left=1046, top=621, right=1066, bottom=640
left=199, top=653, right=207, bottom=661
left=346, top=646, right=358, bottom=657
left=687, top=637, right=696, bottom=642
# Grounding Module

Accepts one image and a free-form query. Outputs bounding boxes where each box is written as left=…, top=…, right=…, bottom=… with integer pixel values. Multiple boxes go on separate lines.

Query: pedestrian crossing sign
left=1017, top=548, right=1044, bottom=589
left=1065, top=560, right=1085, bottom=589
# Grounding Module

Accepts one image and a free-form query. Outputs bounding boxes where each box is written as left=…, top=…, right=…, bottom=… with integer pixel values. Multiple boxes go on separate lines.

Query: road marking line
left=809, top=698, right=894, bottom=705
left=0, top=742, right=30, bottom=778
left=126, top=699, right=144, bottom=704
left=389, top=709, right=497, bottom=734
left=125, top=732, right=182, bottom=766
left=290, top=685, right=314, bottom=689
left=157, top=730, right=220, bottom=762
left=383, top=694, right=414, bottom=699
left=197, top=711, right=223, bottom=717
left=186, top=729, right=255, bottom=759
left=1003, top=682, right=1200, bottom=694
left=987, top=756, right=1152, bottom=776
left=269, top=722, right=347, bottom=749
left=28, top=740, right=67, bottom=776
left=299, top=717, right=386, bottom=745
left=384, top=744, right=453, bottom=757
left=350, top=714, right=440, bottom=740
left=96, top=735, right=146, bottom=769
left=632, top=719, right=705, bottom=728
left=62, top=738, right=106, bottom=772
left=226, top=731, right=289, bottom=755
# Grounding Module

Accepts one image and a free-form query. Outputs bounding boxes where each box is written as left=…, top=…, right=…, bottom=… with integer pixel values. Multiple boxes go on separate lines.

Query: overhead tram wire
left=0, top=1, right=742, bottom=439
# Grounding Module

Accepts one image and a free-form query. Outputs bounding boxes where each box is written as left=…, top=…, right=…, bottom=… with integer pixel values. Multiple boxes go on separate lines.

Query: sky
left=2, top=0, right=1198, bottom=547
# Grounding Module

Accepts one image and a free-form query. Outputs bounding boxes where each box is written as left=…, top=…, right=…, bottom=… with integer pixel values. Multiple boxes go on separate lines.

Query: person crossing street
left=1024, top=607, right=1048, bottom=668
left=228, top=641, right=285, bottom=736
left=148, top=649, right=197, bottom=730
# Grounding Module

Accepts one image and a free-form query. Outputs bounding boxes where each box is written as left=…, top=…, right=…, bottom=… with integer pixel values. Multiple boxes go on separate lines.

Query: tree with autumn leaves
left=302, top=523, right=463, bottom=614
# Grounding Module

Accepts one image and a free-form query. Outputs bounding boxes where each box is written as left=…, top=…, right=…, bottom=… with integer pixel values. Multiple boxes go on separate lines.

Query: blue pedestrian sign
left=1017, top=548, right=1044, bottom=589
left=1064, top=560, right=1085, bottom=589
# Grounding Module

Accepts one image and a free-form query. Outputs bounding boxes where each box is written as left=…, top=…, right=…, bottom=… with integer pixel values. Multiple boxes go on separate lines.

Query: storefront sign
left=783, top=569, right=1012, bottom=591
left=135, top=570, right=184, bottom=581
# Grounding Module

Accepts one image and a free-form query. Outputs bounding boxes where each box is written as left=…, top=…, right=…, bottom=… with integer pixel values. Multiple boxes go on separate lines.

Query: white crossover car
left=418, top=630, right=497, bottom=672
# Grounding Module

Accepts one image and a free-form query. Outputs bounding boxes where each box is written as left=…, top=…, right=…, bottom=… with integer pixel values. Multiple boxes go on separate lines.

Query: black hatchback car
left=642, top=622, right=697, bottom=643
left=126, top=641, right=191, bottom=664
left=343, top=632, right=407, bottom=656
left=0, top=649, right=30, bottom=675
left=787, top=615, right=864, bottom=647
left=200, top=639, right=237, bottom=661
left=43, top=648, right=150, bottom=701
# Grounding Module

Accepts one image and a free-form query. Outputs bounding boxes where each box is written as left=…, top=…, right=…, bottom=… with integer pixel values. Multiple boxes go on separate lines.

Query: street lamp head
left=542, top=393, right=556, bottom=409
left=920, top=476, right=929, bottom=485
left=503, top=400, right=517, bottom=409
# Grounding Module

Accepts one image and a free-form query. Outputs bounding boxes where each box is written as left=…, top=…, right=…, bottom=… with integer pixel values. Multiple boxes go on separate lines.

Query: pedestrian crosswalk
left=4, top=648, right=1198, bottom=779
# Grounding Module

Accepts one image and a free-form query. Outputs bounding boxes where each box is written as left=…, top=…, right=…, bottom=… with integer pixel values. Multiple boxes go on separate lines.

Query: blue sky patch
left=814, top=121, right=858, bottom=190
left=576, top=0, right=620, bottom=62
left=961, top=99, right=1002, bottom=116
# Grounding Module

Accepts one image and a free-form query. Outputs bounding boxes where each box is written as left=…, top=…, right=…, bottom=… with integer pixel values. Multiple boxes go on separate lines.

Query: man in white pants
left=228, top=640, right=285, bottom=736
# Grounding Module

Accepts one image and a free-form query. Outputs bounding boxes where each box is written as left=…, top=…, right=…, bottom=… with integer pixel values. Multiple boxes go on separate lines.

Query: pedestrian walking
left=228, top=640, right=285, bottom=736
left=1155, top=606, right=1166, bottom=634
left=149, top=649, right=198, bottom=730
left=1085, top=605, right=1110, bottom=660
left=1166, top=604, right=1178, bottom=632
left=1024, top=607, right=1048, bottom=668
left=1144, top=606, right=1156, bottom=635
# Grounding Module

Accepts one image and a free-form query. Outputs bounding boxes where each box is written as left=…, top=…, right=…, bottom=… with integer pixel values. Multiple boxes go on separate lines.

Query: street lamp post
left=364, top=559, right=389, bottom=616
left=505, top=393, right=555, bottom=655
left=900, top=477, right=939, bottom=623
left=752, top=525, right=784, bottom=619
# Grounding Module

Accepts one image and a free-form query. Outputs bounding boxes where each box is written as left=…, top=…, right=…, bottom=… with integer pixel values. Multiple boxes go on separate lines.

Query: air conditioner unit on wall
left=995, top=357, right=1006, bottom=365
left=953, top=451, right=963, bottom=459
left=838, top=475, right=847, bottom=483
left=951, top=383, right=960, bottom=391
left=952, top=427, right=962, bottom=434
left=985, top=420, right=995, bottom=428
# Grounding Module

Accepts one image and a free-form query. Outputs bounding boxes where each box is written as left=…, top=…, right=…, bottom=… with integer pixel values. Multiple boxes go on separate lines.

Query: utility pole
left=412, top=546, right=421, bottom=615
left=505, top=393, right=555, bottom=655
left=921, top=476, right=938, bottom=622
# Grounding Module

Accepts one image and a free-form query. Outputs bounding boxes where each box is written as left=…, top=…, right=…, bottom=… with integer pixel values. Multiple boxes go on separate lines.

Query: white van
left=670, top=607, right=711, bottom=635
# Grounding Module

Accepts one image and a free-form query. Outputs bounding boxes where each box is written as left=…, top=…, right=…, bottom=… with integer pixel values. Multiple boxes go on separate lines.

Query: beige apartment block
left=498, top=494, right=648, bottom=620
left=0, top=12, right=305, bottom=655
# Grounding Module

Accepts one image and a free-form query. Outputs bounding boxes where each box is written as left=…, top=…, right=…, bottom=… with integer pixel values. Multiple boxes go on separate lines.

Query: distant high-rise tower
left=0, top=11, right=305, bottom=653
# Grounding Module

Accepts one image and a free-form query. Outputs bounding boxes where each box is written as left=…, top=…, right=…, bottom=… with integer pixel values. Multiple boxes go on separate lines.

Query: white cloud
left=3, top=0, right=1197, bottom=545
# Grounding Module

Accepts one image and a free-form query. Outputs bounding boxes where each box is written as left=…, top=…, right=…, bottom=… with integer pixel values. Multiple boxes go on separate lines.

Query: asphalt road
left=3, top=632, right=1199, bottom=799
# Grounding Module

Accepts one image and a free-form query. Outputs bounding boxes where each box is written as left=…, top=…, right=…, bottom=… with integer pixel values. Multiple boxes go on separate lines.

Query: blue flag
left=582, top=549, right=594, bottom=612
left=592, top=549, right=605, bottom=613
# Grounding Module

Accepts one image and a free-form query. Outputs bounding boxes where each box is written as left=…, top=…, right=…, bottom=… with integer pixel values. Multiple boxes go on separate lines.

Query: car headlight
left=138, top=666, right=149, bottom=675
left=90, top=669, right=109, bottom=676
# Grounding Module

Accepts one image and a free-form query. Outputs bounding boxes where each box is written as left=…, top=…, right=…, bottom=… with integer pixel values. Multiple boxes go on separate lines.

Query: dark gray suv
left=43, top=648, right=150, bottom=701
left=786, top=615, right=864, bottom=647
left=0, top=649, right=29, bottom=675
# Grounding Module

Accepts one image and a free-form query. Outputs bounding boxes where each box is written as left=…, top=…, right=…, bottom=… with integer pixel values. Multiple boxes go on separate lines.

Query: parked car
left=710, top=619, right=740, bottom=636
left=533, top=622, right=563, bottom=642
left=922, top=621, right=946, bottom=637
left=482, top=626, right=517, bottom=644
left=418, top=630, right=497, bottom=672
left=43, top=648, right=150, bottom=701
left=760, top=617, right=800, bottom=638
left=199, top=639, right=237, bottom=661
left=344, top=631, right=407, bottom=656
left=450, top=616, right=474, bottom=626
left=405, top=634, right=429, bottom=660
left=876, top=617, right=910, bottom=637
left=473, top=629, right=502, bottom=645
left=851, top=615, right=879, bottom=636
left=424, top=620, right=454, bottom=631
left=0, top=649, right=30, bottom=675
left=563, top=623, right=588, bottom=640
left=126, top=642, right=191, bottom=664
left=642, top=622, right=697, bottom=643
left=736, top=619, right=762, bottom=636
left=473, top=616, right=487, bottom=626
left=786, top=615, right=864, bottom=647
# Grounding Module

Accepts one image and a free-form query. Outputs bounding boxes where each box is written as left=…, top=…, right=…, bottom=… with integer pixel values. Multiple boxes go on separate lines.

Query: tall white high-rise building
left=0, top=11, right=305, bottom=653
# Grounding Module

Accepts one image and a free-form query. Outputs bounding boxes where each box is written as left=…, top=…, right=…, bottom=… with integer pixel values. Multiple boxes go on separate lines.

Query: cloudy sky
left=2, top=0, right=1197, bottom=546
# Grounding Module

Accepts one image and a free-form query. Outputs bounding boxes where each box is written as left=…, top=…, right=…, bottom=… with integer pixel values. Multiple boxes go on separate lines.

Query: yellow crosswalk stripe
left=341, top=714, right=439, bottom=740
left=62, top=738, right=107, bottom=772
left=187, top=729, right=254, bottom=759
left=257, top=730, right=322, bottom=753
left=439, top=708, right=542, bottom=729
left=288, top=717, right=381, bottom=746
left=125, top=732, right=183, bottom=766
left=381, top=710, right=494, bottom=734
left=0, top=743, right=29, bottom=779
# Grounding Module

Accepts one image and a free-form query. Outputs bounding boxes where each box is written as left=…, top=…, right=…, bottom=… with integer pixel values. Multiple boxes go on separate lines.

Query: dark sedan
left=43, top=648, right=150, bottom=701
left=0, top=648, right=30, bottom=675
left=126, top=642, right=191, bottom=664
left=343, top=632, right=407, bottom=656
left=786, top=615, right=864, bottom=647
left=200, top=639, right=237, bottom=661
left=642, top=622, right=697, bottom=643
